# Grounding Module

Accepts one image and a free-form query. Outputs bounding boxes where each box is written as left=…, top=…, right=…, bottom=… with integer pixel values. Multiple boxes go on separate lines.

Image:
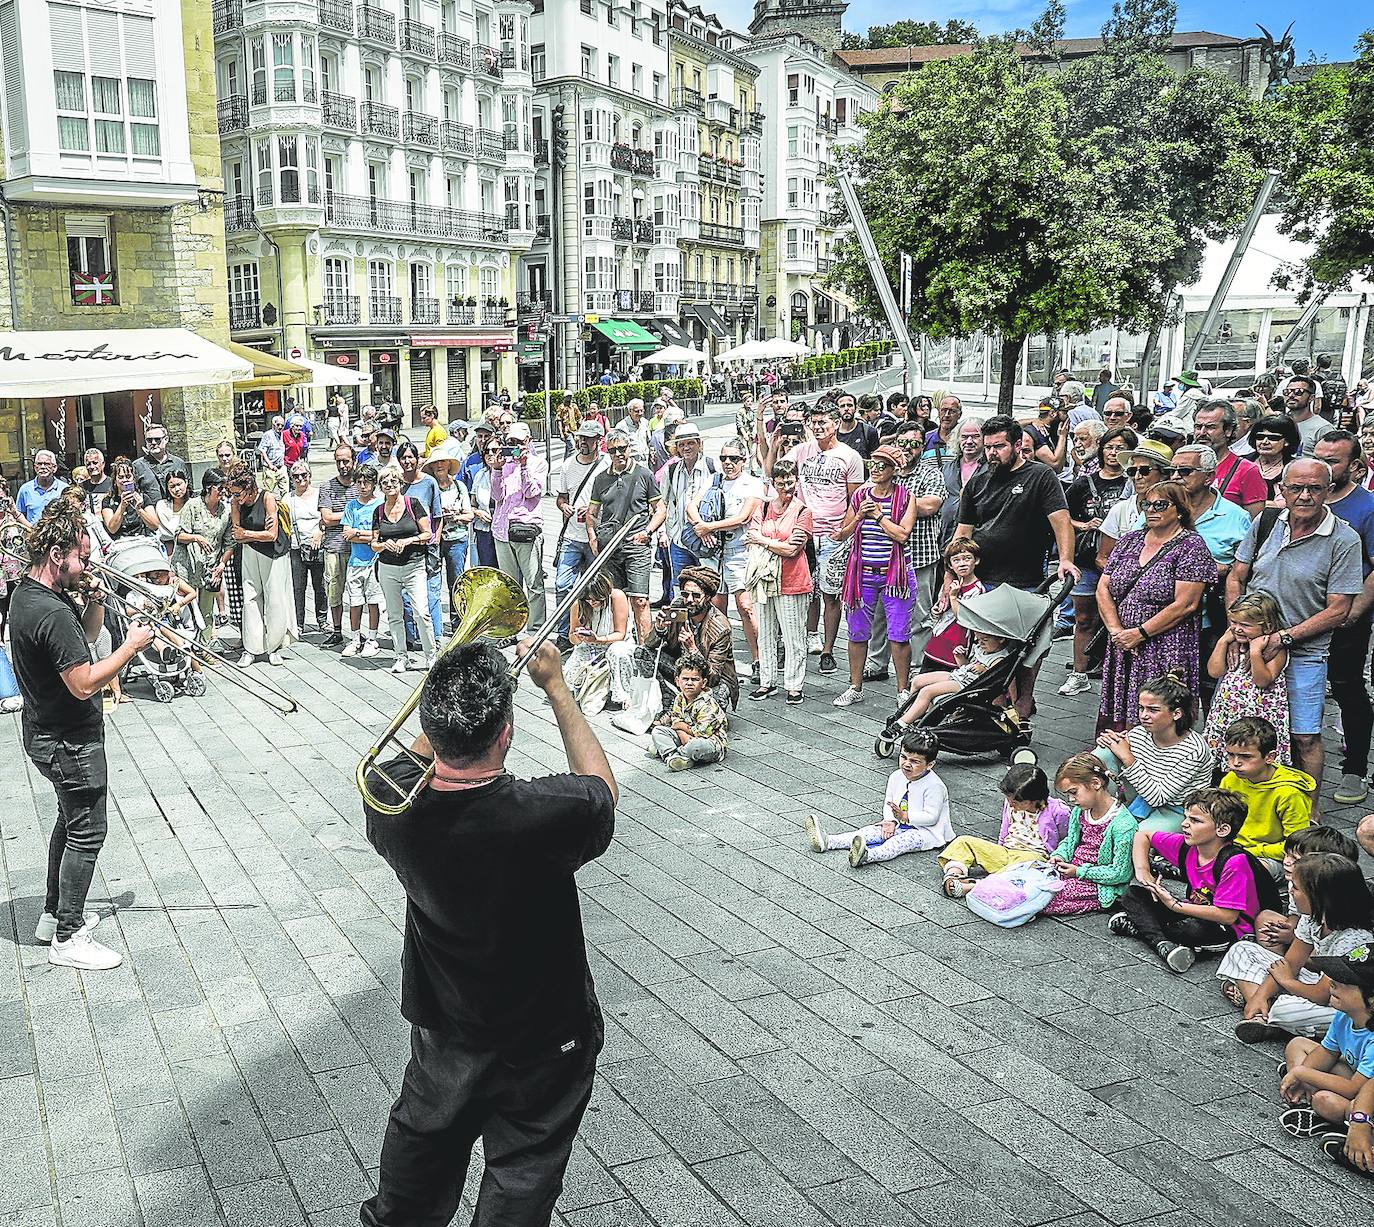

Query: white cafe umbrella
left=758, top=338, right=811, bottom=359
left=715, top=339, right=775, bottom=363
left=641, top=345, right=708, bottom=366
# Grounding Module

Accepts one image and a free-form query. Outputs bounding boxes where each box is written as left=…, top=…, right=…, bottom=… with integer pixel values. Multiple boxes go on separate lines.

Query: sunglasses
left=1140, top=498, right=1174, bottom=512
left=1166, top=466, right=1206, bottom=478
left=720, top=455, right=744, bottom=464
left=606, top=446, right=629, bottom=455
left=1125, top=465, right=1160, bottom=477
left=1253, top=432, right=1286, bottom=441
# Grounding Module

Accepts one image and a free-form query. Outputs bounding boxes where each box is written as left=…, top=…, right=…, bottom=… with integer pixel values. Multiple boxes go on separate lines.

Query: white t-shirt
left=437, top=480, right=472, bottom=542
left=786, top=439, right=864, bottom=536
left=285, top=486, right=322, bottom=548
left=554, top=453, right=607, bottom=544
left=1099, top=495, right=1143, bottom=548
left=719, top=473, right=765, bottom=567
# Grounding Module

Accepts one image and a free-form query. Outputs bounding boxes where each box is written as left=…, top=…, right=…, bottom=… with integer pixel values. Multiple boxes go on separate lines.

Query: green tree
left=1270, top=30, right=1374, bottom=295
left=838, top=20, right=977, bottom=52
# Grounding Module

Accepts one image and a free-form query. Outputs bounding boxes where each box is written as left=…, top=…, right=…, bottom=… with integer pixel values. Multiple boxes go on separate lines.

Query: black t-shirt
left=1067, top=472, right=1128, bottom=570
left=8, top=577, right=101, bottom=744
left=589, top=464, right=659, bottom=537
left=372, top=496, right=426, bottom=566
left=365, top=756, right=615, bottom=1051
left=836, top=421, right=878, bottom=459
left=958, top=459, right=1068, bottom=586
left=82, top=475, right=113, bottom=509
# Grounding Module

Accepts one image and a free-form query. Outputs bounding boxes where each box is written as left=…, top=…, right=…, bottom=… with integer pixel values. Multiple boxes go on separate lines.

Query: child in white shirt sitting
left=806, top=730, right=953, bottom=868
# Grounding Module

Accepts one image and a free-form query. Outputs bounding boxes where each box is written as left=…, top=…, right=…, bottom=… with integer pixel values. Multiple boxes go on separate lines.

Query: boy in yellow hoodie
left=1221, top=717, right=1315, bottom=877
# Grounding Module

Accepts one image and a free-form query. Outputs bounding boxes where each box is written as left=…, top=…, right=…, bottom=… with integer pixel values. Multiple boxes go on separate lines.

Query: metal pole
left=1273, top=291, right=1332, bottom=365
left=1182, top=169, right=1280, bottom=372
left=543, top=334, right=553, bottom=468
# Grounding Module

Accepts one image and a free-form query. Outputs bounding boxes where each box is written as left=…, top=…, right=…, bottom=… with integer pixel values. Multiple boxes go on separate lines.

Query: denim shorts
left=1285, top=656, right=1329, bottom=737
left=814, top=535, right=845, bottom=597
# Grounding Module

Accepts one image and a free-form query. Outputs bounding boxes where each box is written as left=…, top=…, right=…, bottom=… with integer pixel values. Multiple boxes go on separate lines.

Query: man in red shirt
left=283, top=418, right=310, bottom=467
left=1193, top=398, right=1266, bottom=518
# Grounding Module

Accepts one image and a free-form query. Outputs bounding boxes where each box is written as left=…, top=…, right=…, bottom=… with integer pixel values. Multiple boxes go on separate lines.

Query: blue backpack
left=965, top=861, right=1065, bottom=927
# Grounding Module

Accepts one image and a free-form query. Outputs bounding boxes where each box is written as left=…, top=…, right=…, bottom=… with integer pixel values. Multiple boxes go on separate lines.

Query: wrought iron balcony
left=439, top=32, right=472, bottom=68
left=410, top=296, right=440, bottom=324
left=403, top=111, right=438, bottom=147
left=818, top=113, right=838, bottom=134
left=319, top=0, right=353, bottom=34
left=680, top=279, right=707, bottom=301
left=324, top=192, right=510, bottom=243
left=503, top=130, right=519, bottom=151
left=401, top=19, right=436, bottom=56
left=711, top=282, right=741, bottom=304
left=224, top=197, right=255, bottom=234
left=476, top=44, right=502, bottom=78
left=357, top=4, right=396, bottom=44
left=478, top=129, right=505, bottom=159
left=516, top=291, right=551, bottom=313
left=533, top=137, right=549, bottom=165
left=673, top=86, right=702, bottom=112
left=447, top=302, right=477, bottom=325
left=441, top=120, right=475, bottom=156
left=361, top=100, right=400, bottom=139
left=274, top=81, right=298, bottom=103
left=251, top=80, right=266, bottom=106
left=212, top=0, right=241, bottom=35
left=370, top=294, right=403, bottom=325
left=638, top=290, right=655, bottom=312
left=217, top=96, right=248, bottom=135
left=610, top=145, right=635, bottom=172
left=634, top=150, right=655, bottom=177
left=611, top=216, right=634, bottom=240
left=322, top=295, right=360, bottom=325
left=747, top=109, right=765, bottom=134
left=322, top=91, right=356, bottom=131
left=635, top=219, right=654, bottom=243
left=228, top=297, right=261, bottom=331
left=700, top=222, right=745, bottom=246
left=535, top=213, right=551, bottom=239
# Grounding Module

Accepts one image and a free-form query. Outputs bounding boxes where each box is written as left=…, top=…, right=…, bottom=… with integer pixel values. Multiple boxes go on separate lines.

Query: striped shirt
left=1119, top=727, right=1213, bottom=808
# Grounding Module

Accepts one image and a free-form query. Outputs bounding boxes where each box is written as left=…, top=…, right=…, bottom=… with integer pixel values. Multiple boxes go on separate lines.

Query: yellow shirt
left=423, top=423, right=449, bottom=458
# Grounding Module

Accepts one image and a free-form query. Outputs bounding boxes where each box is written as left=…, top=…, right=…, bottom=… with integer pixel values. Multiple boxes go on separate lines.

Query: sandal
left=1221, top=980, right=1246, bottom=1008
left=942, top=877, right=974, bottom=899
left=1280, top=1106, right=1327, bottom=1138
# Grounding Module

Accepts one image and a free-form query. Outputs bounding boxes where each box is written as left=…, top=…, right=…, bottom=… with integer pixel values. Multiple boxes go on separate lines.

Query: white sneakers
left=832, top=686, right=863, bottom=708
left=359, top=639, right=380, bottom=658
left=237, top=651, right=254, bottom=667
left=267, top=651, right=285, bottom=666
left=341, top=638, right=362, bottom=658
left=804, top=813, right=827, bottom=852
left=807, top=632, right=823, bottom=656
left=1058, top=671, right=1093, bottom=697
left=35, top=909, right=98, bottom=943
left=48, top=927, right=122, bottom=971
left=391, top=654, right=410, bottom=674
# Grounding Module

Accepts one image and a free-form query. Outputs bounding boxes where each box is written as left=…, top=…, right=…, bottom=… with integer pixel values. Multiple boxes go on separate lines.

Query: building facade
left=667, top=1, right=761, bottom=352
left=740, top=0, right=875, bottom=348
left=0, top=0, right=233, bottom=472
left=213, top=0, right=536, bottom=424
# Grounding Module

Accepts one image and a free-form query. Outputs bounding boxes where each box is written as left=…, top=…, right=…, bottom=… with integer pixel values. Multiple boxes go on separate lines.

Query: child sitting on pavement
left=1218, top=716, right=1314, bottom=878
left=939, top=763, right=1071, bottom=899
left=1041, top=753, right=1138, bottom=917
left=806, top=730, right=952, bottom=868
left=1250, top=826, right=1366, bottom=956
left=1277, top=948, right=1374, bottom=1141
left=893, top=629, right=1013, bottom=729
left=648, top=653, right=728, bottom=771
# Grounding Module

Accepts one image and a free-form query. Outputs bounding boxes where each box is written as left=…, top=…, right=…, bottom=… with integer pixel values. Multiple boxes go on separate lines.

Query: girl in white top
left=564, top=571, right=637, bottom=711
left=154, top=471, right=192, bottom=555
left=284, top=463, right=326, bottom=631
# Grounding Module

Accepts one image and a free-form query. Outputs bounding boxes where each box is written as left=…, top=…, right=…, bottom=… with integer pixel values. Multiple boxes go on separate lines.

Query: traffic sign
left=550, top=313, right=584, bottom=324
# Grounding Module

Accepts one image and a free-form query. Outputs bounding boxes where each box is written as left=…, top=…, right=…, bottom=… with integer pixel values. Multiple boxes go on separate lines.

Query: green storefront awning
left=589, top=318, right=660, bottom=350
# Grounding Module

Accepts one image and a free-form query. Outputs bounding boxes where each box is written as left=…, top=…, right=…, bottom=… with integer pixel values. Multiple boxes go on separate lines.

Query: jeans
left=360, top=1024, right=598, bottom=1227
left=667, top=542, right=699, bottom=598
left=379, top=557, right=438, bottom=662
left=403, top=566, right=445, bottom=646
left=290, top=549, right=327, bottom=628
left=555, top=539, right=596, bottom=636
left=29, top=733, right=109, bottom=942
left=1329, top=616, right=1373, bottom=776
left=442, top=537, right=469, bottom=625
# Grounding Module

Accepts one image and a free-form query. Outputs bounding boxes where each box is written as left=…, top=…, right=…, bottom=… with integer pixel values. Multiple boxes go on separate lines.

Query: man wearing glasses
left=131, top=424, right=190, bottom=507
left=1229, top=396, right=1264, bottom=457
left=318, top=443, right=359, bottom=647
left=1228, top=458, right=1363, bottom=798
left=1284, top=375, right=1334, bottom=455
left=1100, top=396, right=1133, bottom=432
left=587, top=430, right=665, bottom=642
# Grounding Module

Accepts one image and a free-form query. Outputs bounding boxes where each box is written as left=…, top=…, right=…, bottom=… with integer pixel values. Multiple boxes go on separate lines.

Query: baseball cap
left=1309, top=947, right=1374, bottom=991
left=506, top=422, right=531, bottom=442
left=376, top=427, right=396, bottom=440
left=575, top=420, right=606, bottom=438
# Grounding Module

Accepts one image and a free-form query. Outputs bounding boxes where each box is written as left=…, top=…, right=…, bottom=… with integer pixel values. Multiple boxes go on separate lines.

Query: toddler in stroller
left=874, top=578, right=1072, bottom=761
left=104, top=538, right=205, bottom=704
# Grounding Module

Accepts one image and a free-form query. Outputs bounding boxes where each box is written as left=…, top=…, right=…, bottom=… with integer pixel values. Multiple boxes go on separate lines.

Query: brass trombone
left=356, top=513, right=650, bottom=814
left=1, top=541, right=300, bottom=715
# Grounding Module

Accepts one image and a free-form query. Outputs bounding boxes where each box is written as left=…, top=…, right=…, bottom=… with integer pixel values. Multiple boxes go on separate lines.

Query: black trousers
left=360, top=1025, right=598, bottom=1227
left=1329, top=615, right=1374, bottom=778
left=1114, top=884, right=1232, bottom=949
left=290, top=550, right=327, bottom=629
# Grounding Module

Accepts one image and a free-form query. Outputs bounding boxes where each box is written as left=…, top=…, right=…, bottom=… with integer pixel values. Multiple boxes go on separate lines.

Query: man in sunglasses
left=1229, top=457, right=1363, bottom=798
left=587, top=429, right=665, bottom=642
left=1284, top=375, right=1333, bottom=456
left=318, top=443, right=359, bottom=647
left=132, top=423, right=190, bottom=506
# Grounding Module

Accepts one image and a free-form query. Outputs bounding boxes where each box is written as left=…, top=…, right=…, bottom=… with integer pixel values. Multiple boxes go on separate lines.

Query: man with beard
left=834, top=389, right=877, bottom=459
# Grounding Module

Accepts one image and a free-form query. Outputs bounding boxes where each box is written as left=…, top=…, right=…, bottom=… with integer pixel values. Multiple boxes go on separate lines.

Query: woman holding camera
left=285, top=461, right=327, bottom=633
left=101, top=457, right=158, bottom=540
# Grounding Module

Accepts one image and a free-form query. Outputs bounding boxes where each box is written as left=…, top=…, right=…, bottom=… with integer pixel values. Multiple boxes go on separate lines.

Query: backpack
left=675, top=468, right=724, bottom=561
left=965, top=861, right=1066, bottom=928
left=1174, top=841, right=1284, bottom=921
left=274, top=495, right=293, bottom=545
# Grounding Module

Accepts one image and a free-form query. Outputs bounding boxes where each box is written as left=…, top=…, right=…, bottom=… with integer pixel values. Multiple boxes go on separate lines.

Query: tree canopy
left=838, top=20, right=977, bottom=52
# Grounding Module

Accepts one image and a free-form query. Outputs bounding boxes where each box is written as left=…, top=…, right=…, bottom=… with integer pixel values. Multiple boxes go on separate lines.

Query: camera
left=499, top=445, right=520, bottom=460
left=662, top=601, right=690, bottom=625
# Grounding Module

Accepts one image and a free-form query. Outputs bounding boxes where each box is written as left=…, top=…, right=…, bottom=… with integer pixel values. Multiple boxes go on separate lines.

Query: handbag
left=823, top=535, right=852, bottom=592
left=507, top=520, right=542, bottom=544
left=676, top=472, right=724, bottom=561
left=611, top=646, right=663, bottom=736
left=299, top=543, right=324, bottom=564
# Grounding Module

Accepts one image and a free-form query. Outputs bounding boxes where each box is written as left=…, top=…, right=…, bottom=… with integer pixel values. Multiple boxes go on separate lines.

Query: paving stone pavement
left=3, top=604, right=1374, bottom=1226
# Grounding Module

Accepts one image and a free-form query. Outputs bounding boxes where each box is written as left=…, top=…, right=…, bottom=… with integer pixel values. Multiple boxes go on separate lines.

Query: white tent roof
left=641, top=344, right=708, bottom=366
left=295, top=356, right=370, bottom=387
left=0, top=328, right=253, bottom=398
left=1181, top=215, right=1374, bottom=303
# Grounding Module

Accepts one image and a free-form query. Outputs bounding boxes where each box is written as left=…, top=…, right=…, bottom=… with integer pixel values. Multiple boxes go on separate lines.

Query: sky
left=712, top=0, right=1366, bottom=63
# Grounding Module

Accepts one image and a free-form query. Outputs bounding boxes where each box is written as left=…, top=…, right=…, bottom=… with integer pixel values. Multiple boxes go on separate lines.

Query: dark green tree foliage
left=838, top=20, right=978, bottom=52
left=1271, top=30, right=1374, bottom=294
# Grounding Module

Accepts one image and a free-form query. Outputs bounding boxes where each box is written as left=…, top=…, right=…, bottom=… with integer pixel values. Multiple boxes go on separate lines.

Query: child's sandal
left=1221, top=980, right=1246, bottom=1008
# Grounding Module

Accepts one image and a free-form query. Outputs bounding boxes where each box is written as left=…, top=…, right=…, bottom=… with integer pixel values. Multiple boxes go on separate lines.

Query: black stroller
left=873, top=576, right=1074, bottom=761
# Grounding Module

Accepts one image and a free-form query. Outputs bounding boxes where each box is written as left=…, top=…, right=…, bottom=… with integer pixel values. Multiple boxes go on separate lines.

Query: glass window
left=54, top=71, right=88, bottom=151
left=278, top=135, right=300, bottom=203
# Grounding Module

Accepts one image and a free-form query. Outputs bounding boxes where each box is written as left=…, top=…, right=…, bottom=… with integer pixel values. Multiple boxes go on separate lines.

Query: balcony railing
left=322, top=295, right=360, bottom=326
left=274, top=80, right=297, bottom=103
left=212, top=0, right=241, bottom=35
left=324, top=192, right=509, bottom=242
left=441, top=120, right=475, bottom=156
left=322, top=91, right=356, bottom=131
left=476, top=44, right=502, bottom=78
left=747, top=109, right=765, bottom=134
left=217, top=96, right=248, bottom=135
left=439, top=32, right=472, bottom=68
left=610, top=145, right=634, bottom=172
left=817, top=255, right=833, bottom=273
left=637, top=290, right=655, bottom=312
left=357, top=4, right=396, bottom=44
left=700, top=157, right=742, bottom=187
left=535, top=213, right=551, bottom=239
left=533, top=137, right=549, bottom=165
left=403, top=111, right=438, bottom=147
left=711, top=282, right=742, bottom=304
left=478, top=129, right=505, bottom=159
left=447, top=302, right=477, bottom=325
left=516, top=291, right=551, bottom=313
left=224, top=197, right=254, bottom=233
left=503, top=130, right=519, bottom=151
left=251, top=81, right=266, bottom=106
left=400, top=19, right=436, bottom=56
left=634, top=150, right=655, bottom=176
left=635, top=219, right=654, bottom=243
left=818, top=113, right=838, bottom=134
left=410, top=296, right=440, bottom=324
left=611, top=216, right=634, bottom=240
left=370, top=294, right=402, bottom=325
left=700, top=222, right=745, bottom=246
left=673, top=86, right=702, bottom=112
left=228, top=298, right=261, bottom=330
left=680, top=279, right=706, bottom=301
left=361, top=100, right=400, bottom=139
left=319, top=0, right=353, bottom=33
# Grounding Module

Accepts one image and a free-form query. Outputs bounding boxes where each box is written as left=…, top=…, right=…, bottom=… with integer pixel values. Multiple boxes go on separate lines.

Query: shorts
left=1071, top=568, right=1100, bottom=599
left=325, top=550, right=348, bottom=607
left=845, top=572, right=916, bottom=643
left=603, top=541, right=654, bottom=599
left=719, top=551, right=749, bottom=595
left=1285, top=656, right=1329, bottom=736
left=344, top=562, right=382, bottom=608
left=814, top=534, right=845, bottom=597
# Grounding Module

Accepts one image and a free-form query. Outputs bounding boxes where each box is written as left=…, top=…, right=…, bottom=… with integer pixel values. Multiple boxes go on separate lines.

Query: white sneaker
left=807, top=631, right=823, bottom=656
left=849, top=835, right=870, bottom=868
left=1, top=696, right=21, bottom=713
left=360, top=639, right=380, bottom=658
left=1058, top=671, right=1093, bottom=697
left=268, top=651, right=284, bottom=666
left=35, top=910, right=99, bottom=943
left=341, top=638, right=362, bottom=658
left=237, top=652, right=254, bottom=667
left=421, top=656, right=436, bottom=671
left=391, top=654, right=410, bottom=674
left=896, top=689, right=911, bottom=707
left=48, top=928, right=122, bottom=970
left=804, top=813, right=827, bottom=853
left=832, top=686, right=863, bottom=708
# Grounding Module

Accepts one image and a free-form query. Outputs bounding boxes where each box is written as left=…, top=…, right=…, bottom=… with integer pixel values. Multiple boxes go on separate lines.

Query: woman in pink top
left=745, top=459, right=814, bottom=705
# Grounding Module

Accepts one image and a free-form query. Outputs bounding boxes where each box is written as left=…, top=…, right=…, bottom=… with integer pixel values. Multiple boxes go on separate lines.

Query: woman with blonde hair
left=565, top=570, right=637, bottom=711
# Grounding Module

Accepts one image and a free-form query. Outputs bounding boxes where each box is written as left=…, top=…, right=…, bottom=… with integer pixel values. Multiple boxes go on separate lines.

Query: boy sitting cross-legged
left=1219, top=716, right=1314, bottom=878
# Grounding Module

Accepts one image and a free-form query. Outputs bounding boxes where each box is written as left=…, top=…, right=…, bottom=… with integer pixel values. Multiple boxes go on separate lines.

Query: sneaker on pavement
left=666, top=754, right=692, bottom=772
left=1279, top=1106, right=1327, bottom=1138
left=1058, top=671, right=1093, bottom=697
left=1235, top=1020, right=1292, bottom=1045
left=786, top=690, right=804, bottom=705
left=804, top=813, right=827, bottom=853
left=1334, top=774, right=1370, bottom=805
left=325, top=631, right=345, bottom=647
left=862, top=666, right=890, bottom=682
left=1108, top=912, right=1138, bottom=938
left=237, top=652, right=254, bottom=667
left=896, top=689, right=911, bottom=707
left=832, top=685, right=863, bottom=708
left=807, top=632, right=823, bottom=656
left=35, top=910, right=99, bottom=943
left=267, top=651, right=284, bottom=666
left=48, top=929, right=122, bottom=970
left=818, top=652, right=838, bottom=675
left=360, top=639, right=380, bottom=657
left=849, top=835, right=870, bottom=868
left=391, top=654, right=410, bottom=674
left=1156, top=941, right=1195, bottom=973
left=341, top=638, right=362, bottom=658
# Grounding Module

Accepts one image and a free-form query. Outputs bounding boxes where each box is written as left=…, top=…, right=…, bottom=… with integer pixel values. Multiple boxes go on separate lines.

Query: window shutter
left=1, top=1, right=27, bottom=147
left=87, top=8, right=119, bottom=76
left=65, top=214, right=110, bottom=240
left=123, top=15, right=155, bottom=77
left=47, top=2, right=84, bottom=72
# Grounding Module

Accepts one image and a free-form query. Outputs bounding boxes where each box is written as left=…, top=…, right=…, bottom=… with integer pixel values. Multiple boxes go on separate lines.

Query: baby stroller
left=103, top=537, right=206, bottom=704
left=873, top=576, right=1073, bottom=762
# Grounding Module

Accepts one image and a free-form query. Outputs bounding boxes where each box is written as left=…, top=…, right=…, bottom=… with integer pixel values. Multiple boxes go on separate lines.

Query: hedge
left=522, top=377, right=704, bottom=419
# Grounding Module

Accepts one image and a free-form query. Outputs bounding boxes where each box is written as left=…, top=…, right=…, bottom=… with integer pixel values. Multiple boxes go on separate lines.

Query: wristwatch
left=1348, top=1111, right=1372, bottom=1126
left=1279, top=630, right=1295, bottom=648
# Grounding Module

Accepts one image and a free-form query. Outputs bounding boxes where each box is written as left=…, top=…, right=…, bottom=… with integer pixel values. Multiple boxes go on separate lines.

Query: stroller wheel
left=152, top=680, right=175, bottom=704
left=874, top=733, right=897, bottom=759
left=183, top=674, right=207, bottom=698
